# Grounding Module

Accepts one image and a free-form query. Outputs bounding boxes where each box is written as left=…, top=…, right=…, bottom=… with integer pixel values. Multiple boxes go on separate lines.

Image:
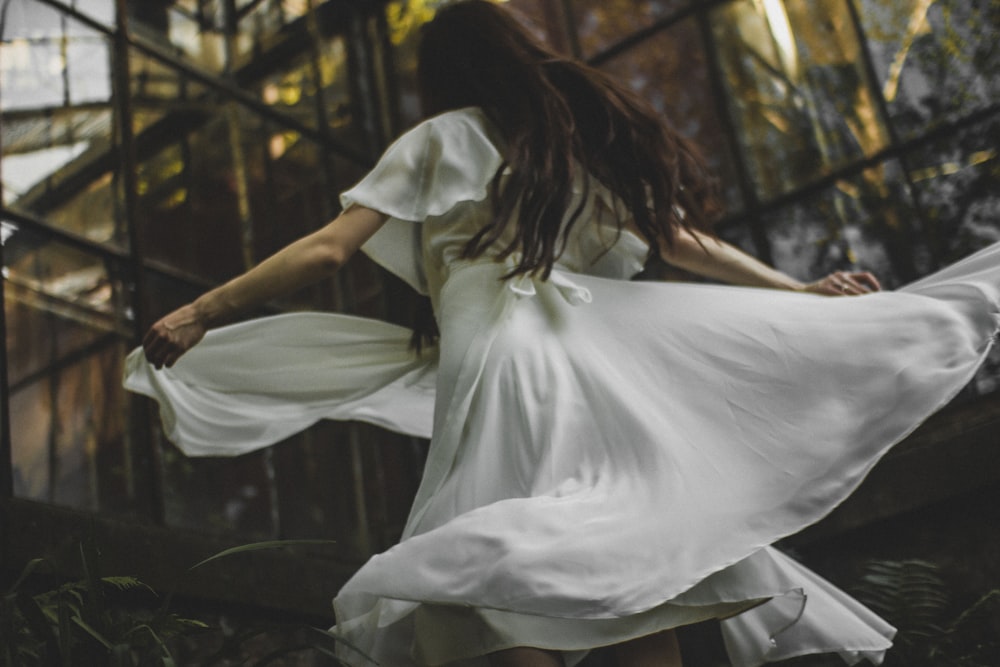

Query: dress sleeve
left=340, top=108, right=504, bottom=294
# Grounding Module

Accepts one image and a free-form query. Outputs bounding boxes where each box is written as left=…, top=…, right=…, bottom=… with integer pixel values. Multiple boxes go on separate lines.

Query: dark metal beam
left=0, top=234, right=12, bottom=500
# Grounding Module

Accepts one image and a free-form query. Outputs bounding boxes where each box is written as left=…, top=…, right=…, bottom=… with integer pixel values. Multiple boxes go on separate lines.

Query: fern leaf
left=101, top=577, right=156, bottom=596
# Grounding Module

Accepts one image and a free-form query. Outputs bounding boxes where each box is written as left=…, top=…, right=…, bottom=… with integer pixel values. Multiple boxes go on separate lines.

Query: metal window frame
left=2, top=0, right=394, bottom=533
left=577, top=0, right=1000, bottom=247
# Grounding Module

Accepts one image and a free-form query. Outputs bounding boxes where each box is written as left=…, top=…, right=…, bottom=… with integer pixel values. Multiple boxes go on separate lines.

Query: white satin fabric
left=125, top=108, right=1000, bottom=667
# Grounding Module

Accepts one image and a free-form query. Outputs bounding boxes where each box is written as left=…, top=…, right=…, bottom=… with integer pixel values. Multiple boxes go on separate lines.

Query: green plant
left=850, top=559, right=1000, bottom=667
left=1, top=539, right=353, bottom=667
left=2, top=548, right=207, bottom=666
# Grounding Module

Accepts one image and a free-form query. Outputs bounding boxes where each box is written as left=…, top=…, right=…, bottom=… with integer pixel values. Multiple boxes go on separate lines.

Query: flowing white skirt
left=124, top=242, right=1000, bottom=667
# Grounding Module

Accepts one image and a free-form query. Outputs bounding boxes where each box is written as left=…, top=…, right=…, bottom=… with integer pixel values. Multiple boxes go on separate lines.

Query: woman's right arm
left=143, top=205, right=388, bottom=369
left=659, top=226, right=880, bottom=296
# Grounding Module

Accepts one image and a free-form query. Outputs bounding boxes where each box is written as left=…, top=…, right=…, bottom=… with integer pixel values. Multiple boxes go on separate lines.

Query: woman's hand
left=801, top=270, right=881, bottom=296
left=143, top=304, right=207, bottom=369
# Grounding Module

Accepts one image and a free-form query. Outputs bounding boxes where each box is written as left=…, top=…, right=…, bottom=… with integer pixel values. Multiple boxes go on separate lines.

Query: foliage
left=850, top=559, right=1000, bottom=667
left=1, top=540, right=348, bottom=667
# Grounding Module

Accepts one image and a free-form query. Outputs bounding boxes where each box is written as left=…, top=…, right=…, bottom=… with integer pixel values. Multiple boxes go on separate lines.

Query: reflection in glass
left=1, top=1, right=68, bottom=111
left=257, top=50, right=320, bottom=130
left=131, top=50, right=247, bottom=282
left=5, top=227, right=134, bottom=512
left=273, top=422, right=423, bottom=559
left=601, top=17, right=744, bottom=212
left=233, top=0, right=310, bottom=69
left=855, top=0, right=1000, bottom=138
left=243, top=20, right=364, bottom=157
left=236, top=114, right=337, bottom=311
left=160, top=441, right=277, bottom=538
left=137, top=115, right=247, bottom=282
left=2, top=108, right=122, bottom=246
left=68, top=0, right=116, bottom=26
left=317, top=34, right=363, bottom=151
left=386, top=0, right=450, bottom=125
left=129, top=0, right=226, bottom=72
left=571, top=0, right=688, bottom=56
left=1, top=5, right=121, bottom=244
left=761, top=159, right=922, bottom=289
left=905, top=117, right=1000, bottom=268
left=712, top=0, right=890, bottom=200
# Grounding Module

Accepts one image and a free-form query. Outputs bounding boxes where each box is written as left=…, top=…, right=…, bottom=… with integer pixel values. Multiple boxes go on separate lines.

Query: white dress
left=124, top=107, right=1000, bottom=667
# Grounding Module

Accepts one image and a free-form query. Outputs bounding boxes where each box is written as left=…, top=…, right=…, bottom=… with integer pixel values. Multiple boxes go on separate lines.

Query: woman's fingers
left=853, top=271, right=881, bottom=292
left=836, top=271, right=881, bottom=295
left=806, top=270, right=881, bottom=296
left=142, top=308, right=206, bottom=368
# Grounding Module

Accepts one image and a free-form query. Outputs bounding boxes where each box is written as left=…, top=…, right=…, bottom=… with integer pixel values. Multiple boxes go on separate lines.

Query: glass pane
left=600, top=17, right=745, bottom=212
left=140, top=269, right=206, bottom=324
left=854, top=0, right=1000, bottom=139
left=232, top=0, right=310, bottom=69
left=0, top=5, right=113, bottom=108
left=257, top=49, right=320, bottom=130
left=5, top=226, right=136, bottom=512
left=905, top=116, right=1000, bottom=269
left=275, top=422, right=424, bottom=559
left=1, top=7, right=121, bottom=246
left=247, top=128, right=328, bottom=259
left=317, top=33, right=366, bottom=153
left=131, top=50, right=247, bottom=283
left=234, top=114, right=339, bottom=310
left=712, top=0, right=891, bottom=201
left=760, top=159, right=923, bottom=289
left=571, top=0, right=689, bottom=57
left=130, top=0, right=226, bottom=73
left=385, top=0, right=450, bottom=126
left=2, top=110, right=122, bottom=244
left=160, top=441, right=277, bottom=538
left=69, top=0, right=116, bottom=27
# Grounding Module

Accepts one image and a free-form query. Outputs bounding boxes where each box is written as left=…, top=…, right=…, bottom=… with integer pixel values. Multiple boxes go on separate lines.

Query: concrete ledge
left=0, top=498, right=354, bottom=619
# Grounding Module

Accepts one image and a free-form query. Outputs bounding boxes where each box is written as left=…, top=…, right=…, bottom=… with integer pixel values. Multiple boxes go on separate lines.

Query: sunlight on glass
left=880, top=0, right=934, bottom=102
left=909, top=149, right=997, bottom=182
left=712, top=0, right=889, bottom=200
left=855, top=0, right=998, bottom=138
left=759, top=0, right=798, bottom=78
left=1, top=221, right=19, bottom=245
left=386, top=0, right=445, bottom=45
left=3, top=144, right=89, bottom=202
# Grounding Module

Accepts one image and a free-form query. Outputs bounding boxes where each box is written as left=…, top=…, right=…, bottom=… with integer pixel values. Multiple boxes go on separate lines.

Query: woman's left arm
left=659, top=227, right=880, bottom=296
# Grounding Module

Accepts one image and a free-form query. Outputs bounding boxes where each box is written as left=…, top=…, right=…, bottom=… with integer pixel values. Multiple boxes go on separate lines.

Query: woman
left=130, top=2, right=1000, bottom=666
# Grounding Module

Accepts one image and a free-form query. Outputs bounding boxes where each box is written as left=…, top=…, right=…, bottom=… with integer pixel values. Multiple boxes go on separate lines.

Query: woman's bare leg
left=614, top=629, right=682, bottom=667
left=489, top=647, right=564, bottom=667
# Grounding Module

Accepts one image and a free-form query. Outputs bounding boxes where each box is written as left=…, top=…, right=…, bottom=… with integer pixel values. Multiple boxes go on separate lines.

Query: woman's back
left=340, top=107, right=653, bottom=306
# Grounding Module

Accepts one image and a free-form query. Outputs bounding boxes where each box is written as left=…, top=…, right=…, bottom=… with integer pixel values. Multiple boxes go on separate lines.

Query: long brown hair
left=417, top=0, right=722, bottom=279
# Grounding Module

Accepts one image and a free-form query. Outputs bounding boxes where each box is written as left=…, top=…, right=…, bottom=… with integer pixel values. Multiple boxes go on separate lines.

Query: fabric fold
left=124, top=312, right=436, bottom=456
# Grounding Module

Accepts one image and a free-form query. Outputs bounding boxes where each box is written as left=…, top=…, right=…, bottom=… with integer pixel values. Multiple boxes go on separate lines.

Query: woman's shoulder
left=416, top=106, right=490, bottom=131
left=398, top=107, right=502, bottom=151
